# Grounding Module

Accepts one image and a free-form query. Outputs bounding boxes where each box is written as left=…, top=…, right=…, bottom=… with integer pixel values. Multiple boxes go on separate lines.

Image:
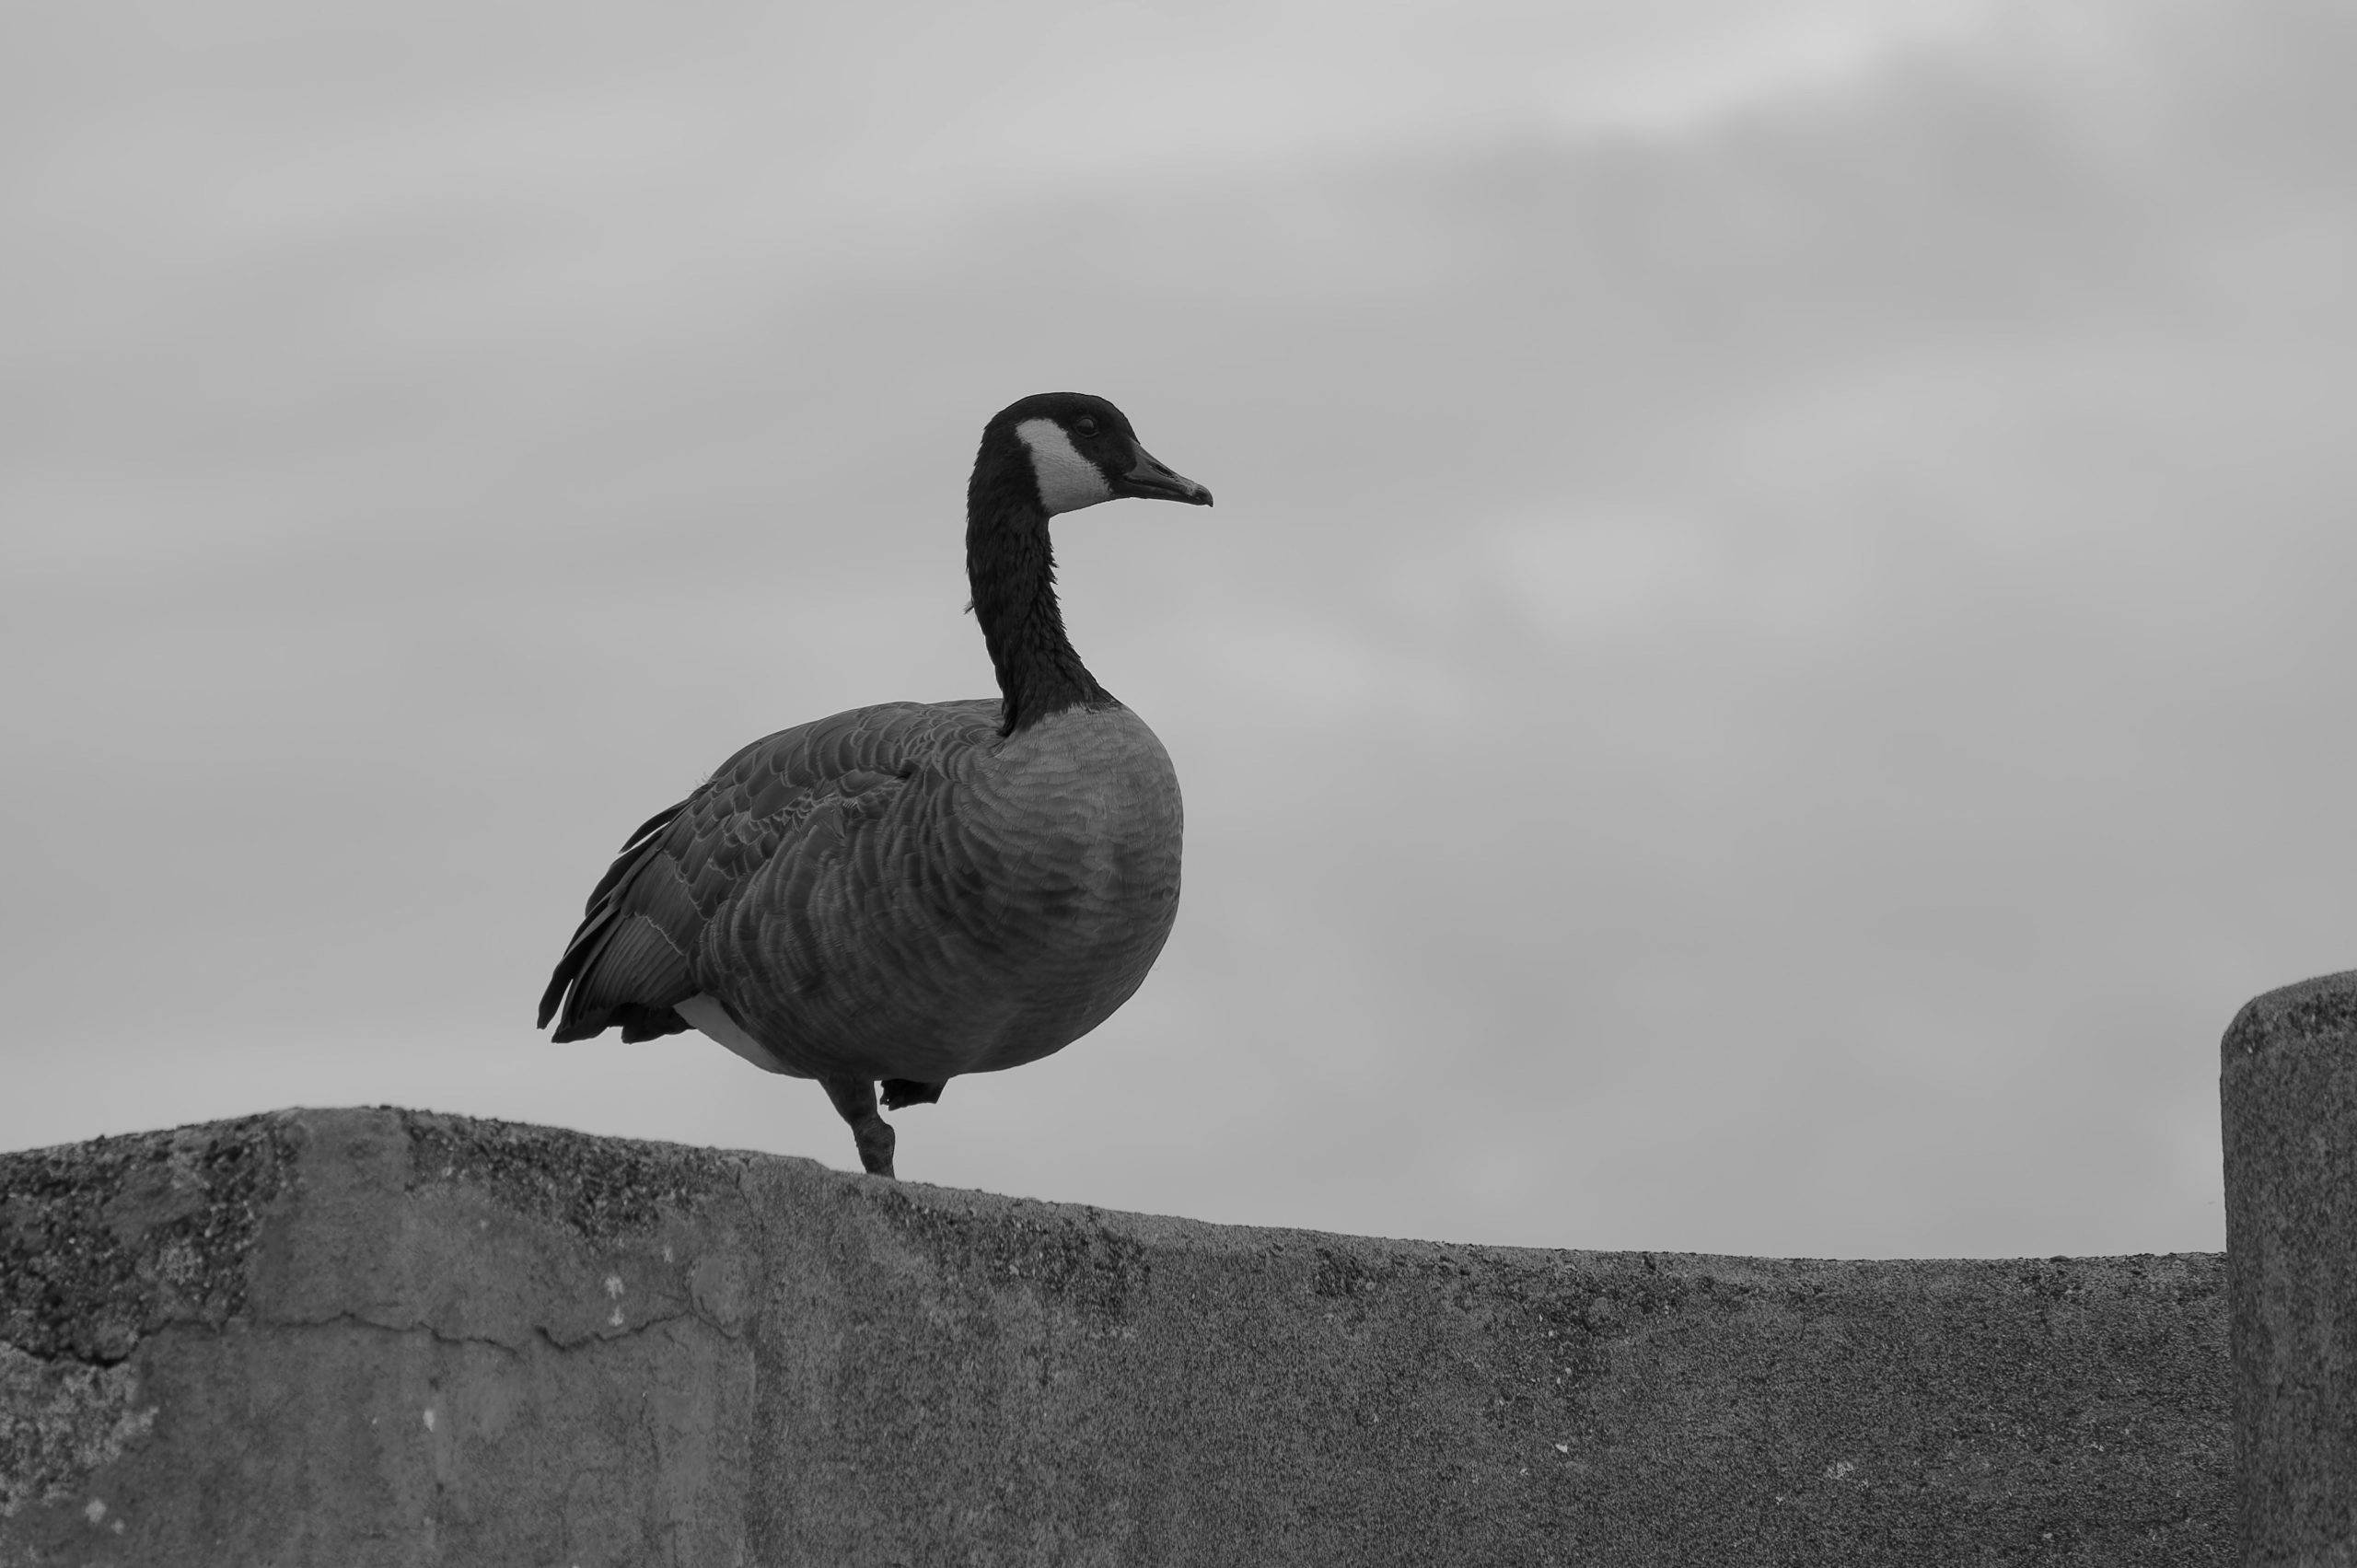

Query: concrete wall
left=2, top=1108, right=2229, bottom=1566
left=2222, top=968, right=2357, bottom=1566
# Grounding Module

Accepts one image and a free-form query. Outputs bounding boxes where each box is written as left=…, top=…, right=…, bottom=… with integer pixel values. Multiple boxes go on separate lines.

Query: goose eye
left=1074, top=415, right=1099, bottom=436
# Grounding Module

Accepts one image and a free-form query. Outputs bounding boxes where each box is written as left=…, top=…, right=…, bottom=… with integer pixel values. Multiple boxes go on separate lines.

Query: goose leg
left=821, top=1076, right=897, bottom=1179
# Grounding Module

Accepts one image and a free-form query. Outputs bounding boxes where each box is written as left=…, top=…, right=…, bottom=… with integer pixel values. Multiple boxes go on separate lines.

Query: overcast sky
left=6, top=0, right=2352, bottom=1259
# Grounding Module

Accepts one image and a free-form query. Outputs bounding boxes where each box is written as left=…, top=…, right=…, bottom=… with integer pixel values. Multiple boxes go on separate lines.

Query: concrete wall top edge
left=2221, top=967, right=2357, bottom=1062
left=4, top=1104, right=2220, bottom=1275
left=3, top=1106, right=2224, bottom=1376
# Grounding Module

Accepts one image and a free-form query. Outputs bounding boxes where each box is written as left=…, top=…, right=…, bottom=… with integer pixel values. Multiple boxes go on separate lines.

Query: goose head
left=980, top=392, right=1214, bottom=517
left=963, top=391, right=1210, bottom=732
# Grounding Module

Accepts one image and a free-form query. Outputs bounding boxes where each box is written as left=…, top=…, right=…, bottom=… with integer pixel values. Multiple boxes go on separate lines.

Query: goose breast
left=699, top=701, right=1182, bottom=1083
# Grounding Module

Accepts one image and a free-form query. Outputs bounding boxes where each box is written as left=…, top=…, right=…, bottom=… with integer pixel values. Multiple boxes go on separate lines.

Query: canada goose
left=538, top=393, right=1211, bottom=1179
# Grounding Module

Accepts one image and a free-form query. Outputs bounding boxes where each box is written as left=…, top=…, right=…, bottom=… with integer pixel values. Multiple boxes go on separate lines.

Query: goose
left=537, top=392, right=1212, bottom=1179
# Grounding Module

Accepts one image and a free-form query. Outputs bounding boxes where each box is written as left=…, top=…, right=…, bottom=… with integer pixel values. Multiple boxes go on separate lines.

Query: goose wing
left=537, top=698, right=1000, bottom=1044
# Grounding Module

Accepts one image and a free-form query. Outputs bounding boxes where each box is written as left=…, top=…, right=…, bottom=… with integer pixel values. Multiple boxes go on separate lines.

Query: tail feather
left=539, top=797, right=695, bottom=1038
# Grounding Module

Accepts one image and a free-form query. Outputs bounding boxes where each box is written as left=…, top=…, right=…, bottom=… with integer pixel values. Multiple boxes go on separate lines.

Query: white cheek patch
left=1015, top=418, right=1116, bottom=515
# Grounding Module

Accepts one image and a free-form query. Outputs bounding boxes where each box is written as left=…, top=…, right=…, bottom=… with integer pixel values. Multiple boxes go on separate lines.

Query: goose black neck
left=968, top=450, right=1110, bottom=736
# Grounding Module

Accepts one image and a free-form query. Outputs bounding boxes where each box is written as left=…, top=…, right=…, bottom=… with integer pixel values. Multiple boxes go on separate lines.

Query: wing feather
left=537, top=698, right=1001, bottom=1044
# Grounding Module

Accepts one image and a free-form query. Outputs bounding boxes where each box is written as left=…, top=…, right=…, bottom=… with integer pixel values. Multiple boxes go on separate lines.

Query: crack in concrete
left=259, top=1307, right=716, bottom=1360
left=5, top=1299, right=721, bottom=1388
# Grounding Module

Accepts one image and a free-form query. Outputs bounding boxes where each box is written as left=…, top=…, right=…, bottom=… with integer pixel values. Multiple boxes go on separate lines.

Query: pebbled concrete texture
left=2, top=1108, right=2227, bottom=1566
left=2221, top=968, right=2357, bottom=1567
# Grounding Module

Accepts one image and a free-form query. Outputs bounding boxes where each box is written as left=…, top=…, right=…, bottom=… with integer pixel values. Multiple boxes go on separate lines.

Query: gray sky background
left=6, top=0, right=2351, bottom=1258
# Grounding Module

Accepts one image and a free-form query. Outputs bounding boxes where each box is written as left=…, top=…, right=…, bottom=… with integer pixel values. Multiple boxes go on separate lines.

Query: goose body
left=538, top=393, right=1210, bottom=1177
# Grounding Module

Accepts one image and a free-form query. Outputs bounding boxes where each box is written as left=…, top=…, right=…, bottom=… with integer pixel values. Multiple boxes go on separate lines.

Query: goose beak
left=1119, top=447, right=1214, bottom=506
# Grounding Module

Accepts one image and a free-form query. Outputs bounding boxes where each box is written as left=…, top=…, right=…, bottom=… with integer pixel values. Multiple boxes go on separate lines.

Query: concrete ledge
left=2222, top=968, right=2357, bottom=1565
left=2, top=1109, right=2228, bottom=1565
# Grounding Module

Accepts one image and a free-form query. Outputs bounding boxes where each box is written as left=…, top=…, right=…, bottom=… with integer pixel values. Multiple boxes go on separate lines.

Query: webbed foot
left=880, top=1078, right=944, bottom=1109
